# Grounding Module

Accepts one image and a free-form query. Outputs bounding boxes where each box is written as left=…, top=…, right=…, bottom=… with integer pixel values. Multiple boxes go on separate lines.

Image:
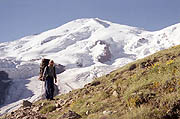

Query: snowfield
left=0, top=18, right=180, bottom=115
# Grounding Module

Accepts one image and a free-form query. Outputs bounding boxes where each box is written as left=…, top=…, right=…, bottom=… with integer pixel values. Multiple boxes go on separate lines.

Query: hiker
left=43, top=60, right=57, bottom=100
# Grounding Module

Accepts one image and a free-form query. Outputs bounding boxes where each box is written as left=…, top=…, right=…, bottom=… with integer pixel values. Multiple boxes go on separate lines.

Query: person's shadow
left=54, top=84, right=59, bottom=97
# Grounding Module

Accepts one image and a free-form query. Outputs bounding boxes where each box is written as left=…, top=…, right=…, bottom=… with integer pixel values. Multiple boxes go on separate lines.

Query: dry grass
left=37, top=45, right=180, bottom=119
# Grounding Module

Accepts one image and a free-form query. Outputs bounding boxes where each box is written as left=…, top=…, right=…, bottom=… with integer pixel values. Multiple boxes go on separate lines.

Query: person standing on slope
left=43, top=60, right=57, bottom=100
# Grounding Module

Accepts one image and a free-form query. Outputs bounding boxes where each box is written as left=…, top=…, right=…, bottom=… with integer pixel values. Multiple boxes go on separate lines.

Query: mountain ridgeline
left=2, top=45, right=180, bottom=119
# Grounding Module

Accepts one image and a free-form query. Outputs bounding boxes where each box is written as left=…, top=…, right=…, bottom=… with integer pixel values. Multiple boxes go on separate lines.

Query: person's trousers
left=45, top=76, right=54, bottom=99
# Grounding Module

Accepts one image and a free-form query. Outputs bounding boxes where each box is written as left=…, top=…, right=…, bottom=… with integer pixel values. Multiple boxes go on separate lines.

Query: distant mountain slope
left=1, top=18, right=180, bottom=64
left=0, top=18, right=180, bottom=115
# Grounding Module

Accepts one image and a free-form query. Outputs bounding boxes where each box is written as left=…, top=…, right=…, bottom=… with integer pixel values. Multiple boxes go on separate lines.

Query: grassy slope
left=2, top=45, right=180, bottom=119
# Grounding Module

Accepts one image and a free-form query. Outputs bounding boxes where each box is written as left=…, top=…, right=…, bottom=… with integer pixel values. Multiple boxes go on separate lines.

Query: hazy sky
left=1, top=0, right=180, bottom=42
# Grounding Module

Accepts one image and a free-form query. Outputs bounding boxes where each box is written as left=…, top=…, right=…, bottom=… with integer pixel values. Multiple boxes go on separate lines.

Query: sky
left=0, top=0, right=180, bottom=42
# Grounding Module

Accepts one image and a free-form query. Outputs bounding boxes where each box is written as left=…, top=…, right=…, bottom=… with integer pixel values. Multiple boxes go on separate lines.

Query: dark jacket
left=43, top=66, right=57, bottom=80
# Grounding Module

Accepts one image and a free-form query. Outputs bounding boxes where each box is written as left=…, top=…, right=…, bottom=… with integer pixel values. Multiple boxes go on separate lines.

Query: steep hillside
left=2, top=45, right=180, bottom=119
left=0, top=18, right=180, bottom=114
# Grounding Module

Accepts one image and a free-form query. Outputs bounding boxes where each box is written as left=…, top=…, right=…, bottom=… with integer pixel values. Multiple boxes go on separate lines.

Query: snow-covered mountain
left=0, top=18, right=180, bottom=114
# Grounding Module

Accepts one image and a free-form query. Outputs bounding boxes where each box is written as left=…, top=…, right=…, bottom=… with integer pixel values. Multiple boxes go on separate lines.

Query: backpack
left=38, top=58, right=50, bottom=81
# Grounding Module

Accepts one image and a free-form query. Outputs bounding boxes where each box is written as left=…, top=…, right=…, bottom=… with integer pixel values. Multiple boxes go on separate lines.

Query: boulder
left=103, top=110, right=112, bottom=115
left=32, top=106, right=41, bottom=113
left=55, top=103, right=61, bottom=108
left=129, top=64, right=136, bottom=71
left=59, top=110, right=82, bottom=119
left=112, top=91, right=119, bottom=97
left=90, top=81, right=101, bottom=86
left=23, top=100, right=32, bottom=107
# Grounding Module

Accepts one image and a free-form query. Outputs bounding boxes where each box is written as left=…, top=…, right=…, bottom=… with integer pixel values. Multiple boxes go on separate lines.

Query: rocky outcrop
left=22, top=100, right=32, bottom=107
left=95, top=40, right=112, bottom=63
left=0, top=71, right=8, bottom=79
left=2, top=97, right=80, bottom=119
left=0, top=71, right=12, bottom=106
left=4, top=106, right=47, bottom=119
left=55, top=64, right=65, bottom=74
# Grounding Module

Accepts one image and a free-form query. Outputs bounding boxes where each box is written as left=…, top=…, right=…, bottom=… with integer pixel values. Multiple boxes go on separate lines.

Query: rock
left=64, top=98, right=73, bottom=105
left=140, top=62, right=147, bottom=68
left=56, top=108, right=62, bottom=111
left=86, top=110, right=89, bottom=115
left=11, top=111, right=15, bottom=115
left=90, top=81, right=100, bottom=86
left=0, top=71, right=9, bottom=79
left=16, top=113, right=25, bottom=119
left=84, top=83, right=91, bottom=88
left=23, top=100, right=32, bottom=107
left=35, top=115, right=41, bottom=119
left=140, top=59, right=153, bottom=68
left=55, top=64, right=65, bottom=74
left=85, top=102, right=90, bottom=106
left=103, top=110, right=112, bottom=115
left=129, top=64, right=136, bottom=71
left=35, top=115, right=47, bottom=119
left=82, top=89, right=89, bottom=95
left=22, top=116, right=30, bottom=119
left=0, top=71, right=12, bottom=105
left=4, top=105, right=47, bottom=119
left=113, top=111, right=118, bottom=114
left=111, top=78, right=117, bottom=82
left=32, top=106, right=40, bottom=113
left=59, top=110, right=82, bottom=119
left=105, top=74, right=110, bottom=77
left=23, top=106, right=31, bottom=111
left=55, top=103, right=61, bottom=108
left=41, top=102, right=47, bottom=107
left=95, top=40, right=112, bottom=63
left=57, top=99, right=65, bottom=105
left=112, top=91, right=119, bottom=97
